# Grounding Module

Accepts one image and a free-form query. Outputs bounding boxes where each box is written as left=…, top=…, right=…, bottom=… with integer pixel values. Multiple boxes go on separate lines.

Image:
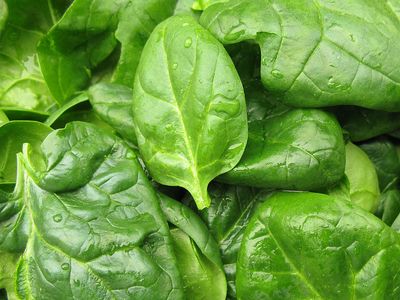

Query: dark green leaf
left=201, top=0, right=400, bottom=111
left=219, top=85, right=345, bottom=190
left=45, top=93, right=89, bottom=127
left=332, top=106, right=400, bottom=142
left=15, top=122, right=184, bottom=299
left=38, top=0, right=176, bottom=102
left=237, top=192, right=400, bottom=300
left=360, top=138, right=400, bottom=192
left=192, top=183, right=271, bottom=298
left=133, top=15, right=248, bottom=209
left=375, top=189, right=400, bottom=226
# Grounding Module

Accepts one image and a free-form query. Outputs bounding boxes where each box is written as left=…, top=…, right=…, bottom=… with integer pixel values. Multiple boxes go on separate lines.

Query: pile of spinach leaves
left=1, top=0, right=400, bottom=299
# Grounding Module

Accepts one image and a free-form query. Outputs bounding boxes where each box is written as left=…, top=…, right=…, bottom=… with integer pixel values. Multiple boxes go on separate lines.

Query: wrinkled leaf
left=14, top=122, right=184, bottom=299
left=237, top=192, right=400, bottom=300
left=201, top=0, right=400, bottom=111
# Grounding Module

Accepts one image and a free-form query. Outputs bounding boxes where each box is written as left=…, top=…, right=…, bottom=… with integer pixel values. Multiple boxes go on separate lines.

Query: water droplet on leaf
left=271, top=69, right=284, bottom=79
left=61, top=263, right=70, bottom=271
left=53, top=214, right=63, bottom=223
left=184, top=38, right=192, bottom=48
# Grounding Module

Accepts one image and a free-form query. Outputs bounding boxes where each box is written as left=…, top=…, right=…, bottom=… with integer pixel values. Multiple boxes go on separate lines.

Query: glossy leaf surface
left=15, top=122, right=184, bottom=299
left=237, top=192, right=400, bottom=300
left=133, top=15, right=248, bottom=209
left=220, top=82, right=345, bottom=190
left=201, top=0, right=400, bottom=111
left=38, top=0, right=176, bottom=102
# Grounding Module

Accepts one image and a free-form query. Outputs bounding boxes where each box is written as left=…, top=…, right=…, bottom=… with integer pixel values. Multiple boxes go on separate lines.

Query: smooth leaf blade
left=133, top=15, right=248, bottom=209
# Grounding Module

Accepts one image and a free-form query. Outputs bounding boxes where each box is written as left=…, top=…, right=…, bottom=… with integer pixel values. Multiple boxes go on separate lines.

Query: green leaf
left=159, top=193, right=227, bottom=299
left=345, top=142, right=380, bottom=212
left=376, top=189, right=400, bottom=226
left=0, top=251, right=19, bottom=300
left=170, top=228, right=226, bottom=300
left=45, top=93, right=89, bottom=127
left=219, top=81, right=345, bottom=190
left=0, top=0, right=57, bottom=112
left=360, top=138, right=400, bottom=192
left=133, top=15, right=248, bottom=209
left=0, top=0, right=7, bottom=34
left=200, top=0, right=400, bottom=111
left=88, top=83, right=137, bottom=145
left=15, top=122, right=184, bottom=299
left=193, top=183, right=270, bottom=298
left=38, top=0, right=177, bottom=103
left=332, top=107, right=400, bottom=142
left=0, top=110, right=8, bottom=124
left=237, top=192, right=400, bottom=300
left=0, top=121, right=52, bottom=184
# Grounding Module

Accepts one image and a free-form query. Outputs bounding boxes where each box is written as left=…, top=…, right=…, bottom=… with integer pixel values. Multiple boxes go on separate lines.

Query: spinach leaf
left=345, top=142, right=380, bottom=212
left=133, top=15, right=248, bottom=209
left=174, top=0, right=201, bottom=19
left=38, top=0, right=176, bottom=103
left=0, top=153, right=30, bottom=252
left=360, top=138, right=400, bottom=192
left=89, top=83, right=137, bottom=145
left=193, top=183, right=270, bottom=298
left=390, top=129, right=400, bottom=140
left=45, top=93, right=89, bottom=127
left=201, top=0, right=400, bottom=111
left=237, top=192, right=400, bottom=300
left=376, top=189, right=400, bottom=226
left=13, top=122, right=184, bottom=299
left=0, top=121, right=52, bottom=184
left=333, top=106, right=400, bottom=142
left=0, top=0, right=7, bottom=34
left=359, top=138, right=400, bottom=225
left=45, top=93, right=116, bottom=135
left=1, top=108, right=49, bottom=122
left=0, top=251, right=18, bottom=300
left=159, top=193, right=227, bottom=300
left=0, top=0, right=58, bottom=112
left=192, top=0, right=226, bottom=10
left=0, top=110, right=7, bottom=124
left=219, top=81, right=345, bottom=190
